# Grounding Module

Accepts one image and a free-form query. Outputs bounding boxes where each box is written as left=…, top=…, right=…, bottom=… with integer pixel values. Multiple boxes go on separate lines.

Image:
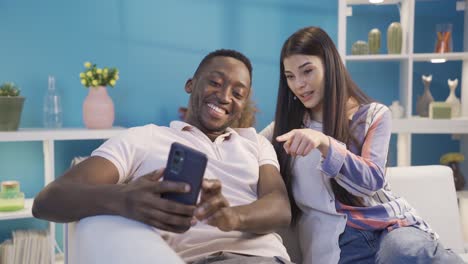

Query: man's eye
left=233, top=91, right=243, bottom=99
left=210, top=80, right=221, bottom=87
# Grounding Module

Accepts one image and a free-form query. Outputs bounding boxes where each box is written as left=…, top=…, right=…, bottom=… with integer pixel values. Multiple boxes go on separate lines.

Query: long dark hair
left=272, top=26, right=373, bottom=224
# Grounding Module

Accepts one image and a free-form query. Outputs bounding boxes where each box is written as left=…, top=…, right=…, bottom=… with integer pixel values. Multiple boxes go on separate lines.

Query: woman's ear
left=185, top=78, right=193, bottom=94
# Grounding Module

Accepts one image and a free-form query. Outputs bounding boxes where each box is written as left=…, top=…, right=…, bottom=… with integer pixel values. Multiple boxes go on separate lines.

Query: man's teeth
left=208, top=103, right=226, bottom=114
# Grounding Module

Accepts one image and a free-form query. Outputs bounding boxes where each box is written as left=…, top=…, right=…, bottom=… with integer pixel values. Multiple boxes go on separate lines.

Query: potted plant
left=79, top=61, right=119, bottom=129
left=440, top=152, right=465, bottom=190
left=0, top=82, right=25, bottom=131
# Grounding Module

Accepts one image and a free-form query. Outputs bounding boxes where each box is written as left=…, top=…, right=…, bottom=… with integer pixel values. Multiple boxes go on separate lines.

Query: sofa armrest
left=387, top=165, right=465, bottom=254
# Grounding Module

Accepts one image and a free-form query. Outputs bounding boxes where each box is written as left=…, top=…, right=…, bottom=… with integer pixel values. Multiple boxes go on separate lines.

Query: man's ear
left=185, top=78, right=194, bottom=94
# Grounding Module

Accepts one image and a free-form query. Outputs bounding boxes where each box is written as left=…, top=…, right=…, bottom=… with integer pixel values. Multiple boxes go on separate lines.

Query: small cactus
left=387, top=22, right=402, bottom=54
left=351, top=40, right=369, bottom=55
left=0, top=82, right=20, bottom=97
left=368, top=28, right=381, bottom=54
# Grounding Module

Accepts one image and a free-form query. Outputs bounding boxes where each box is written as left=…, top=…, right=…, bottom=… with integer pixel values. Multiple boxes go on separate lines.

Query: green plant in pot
left=0, top=82, right=25, bottom=131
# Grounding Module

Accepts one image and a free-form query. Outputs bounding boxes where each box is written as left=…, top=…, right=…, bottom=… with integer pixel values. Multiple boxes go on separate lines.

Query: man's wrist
left=97, top=184, right=127, bottom=217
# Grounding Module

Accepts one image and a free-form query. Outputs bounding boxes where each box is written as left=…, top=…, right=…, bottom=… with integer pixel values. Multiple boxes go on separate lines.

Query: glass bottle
left=43, top=75, right=63, bottom=128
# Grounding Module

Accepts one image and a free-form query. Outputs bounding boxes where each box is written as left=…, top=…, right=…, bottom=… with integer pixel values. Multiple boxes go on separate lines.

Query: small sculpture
left=445, top=78, right=461, bottom=117
left=387, top=22, right=402, bottom=54
left=389, top=101, right=404, bottom=119
left=351, top=40, right=369, bottom=55
left=368, top=28, right=381, bottom=54
left=416, top=75, right=434, bottom=117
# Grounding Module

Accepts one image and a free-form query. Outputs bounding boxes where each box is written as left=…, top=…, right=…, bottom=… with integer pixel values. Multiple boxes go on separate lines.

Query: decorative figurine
left=368, top=28, right=381, bottom=54
left=416, top=75, right=434, bottom=117
left=445, top=78, right=461, bottom=117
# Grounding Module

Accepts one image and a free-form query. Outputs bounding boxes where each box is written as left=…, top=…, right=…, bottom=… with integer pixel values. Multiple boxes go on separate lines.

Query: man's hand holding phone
left=195, top=179, right=241, bottom=232
left=121, top=169, right=196, bottom=233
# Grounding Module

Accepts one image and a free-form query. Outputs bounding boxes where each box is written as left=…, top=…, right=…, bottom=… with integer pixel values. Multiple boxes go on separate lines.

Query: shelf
left=392, top=117, right=468, bottom=134
left=346, top=52, right=468, bottom=62
left=413, top=52, right=468, bottom=62
left=346, top=54, right=408, bottom=61
left=347, top=0, right=402, bottom=6
left=0, top=198, right=33, bottom=220
left=0, top=127, right=126, bottom=142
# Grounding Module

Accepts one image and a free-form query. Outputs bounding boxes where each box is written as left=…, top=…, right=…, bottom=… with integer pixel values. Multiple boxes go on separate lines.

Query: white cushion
left=387, top=165, right=465, bottom=254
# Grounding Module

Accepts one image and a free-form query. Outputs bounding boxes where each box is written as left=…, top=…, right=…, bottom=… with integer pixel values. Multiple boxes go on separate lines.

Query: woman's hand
left=276, top=129, right=329, bottom=157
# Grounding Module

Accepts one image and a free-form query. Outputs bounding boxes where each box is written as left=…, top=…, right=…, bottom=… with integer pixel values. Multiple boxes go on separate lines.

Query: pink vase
left=82, top=86, right=115, bottom=129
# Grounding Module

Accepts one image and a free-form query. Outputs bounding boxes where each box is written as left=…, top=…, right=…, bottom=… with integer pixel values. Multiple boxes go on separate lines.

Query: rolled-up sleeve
left=321, top=105, right=391, bottom=197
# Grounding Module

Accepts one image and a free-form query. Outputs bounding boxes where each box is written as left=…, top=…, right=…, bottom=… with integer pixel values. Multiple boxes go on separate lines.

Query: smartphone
left=161, top=142, right=208, bottom=205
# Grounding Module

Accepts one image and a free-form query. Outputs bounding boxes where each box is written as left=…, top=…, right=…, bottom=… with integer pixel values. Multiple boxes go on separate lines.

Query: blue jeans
left=338, top=225, right=464, bottom=264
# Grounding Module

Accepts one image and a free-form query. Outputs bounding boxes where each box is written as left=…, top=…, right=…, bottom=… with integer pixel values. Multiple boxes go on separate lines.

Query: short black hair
left=194, top=49, right=253, bottom=82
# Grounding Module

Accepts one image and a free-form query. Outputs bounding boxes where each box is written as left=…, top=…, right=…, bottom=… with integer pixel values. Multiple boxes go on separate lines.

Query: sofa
left=280, top=165, right=468, bottom=263
left=64, top=165, right=468, bottom=263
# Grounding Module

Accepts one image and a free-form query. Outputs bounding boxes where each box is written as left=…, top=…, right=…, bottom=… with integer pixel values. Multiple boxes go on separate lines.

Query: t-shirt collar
left=170, top=121, right=235, bottom=140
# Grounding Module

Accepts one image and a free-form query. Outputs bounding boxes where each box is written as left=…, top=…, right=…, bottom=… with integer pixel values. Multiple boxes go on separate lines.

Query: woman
left=261, top=26, right=463, bottom=264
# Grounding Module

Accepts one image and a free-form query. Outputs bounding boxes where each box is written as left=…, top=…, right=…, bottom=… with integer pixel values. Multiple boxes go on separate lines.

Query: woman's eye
left=285, top=75, right=294, bottom=80
left=304, top=69, right=313, bottom=74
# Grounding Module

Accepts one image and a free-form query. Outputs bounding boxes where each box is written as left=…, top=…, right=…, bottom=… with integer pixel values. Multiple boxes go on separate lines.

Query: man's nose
left=217, top=87, right=232, bottom=104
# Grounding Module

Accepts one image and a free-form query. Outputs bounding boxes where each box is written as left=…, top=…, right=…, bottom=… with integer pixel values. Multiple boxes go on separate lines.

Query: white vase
left=445, top=78, right=461, bottom=117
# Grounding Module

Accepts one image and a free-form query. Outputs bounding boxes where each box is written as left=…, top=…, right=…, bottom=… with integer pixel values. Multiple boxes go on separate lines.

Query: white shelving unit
left=338, top=0, right=468, bottom=167
left=0, top=128, right=126, bottom=263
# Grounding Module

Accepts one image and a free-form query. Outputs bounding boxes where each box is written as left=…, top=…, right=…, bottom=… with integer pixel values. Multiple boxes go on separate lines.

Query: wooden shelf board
left=346, top=54, right=408, bottom=61
left=0, top=198, right=34, bottom=221
left=0, top=127, right=126, bottom=142
left=392, top=117, right=468, bottom=134
left=413, top=52, right=468, bottom=62
left=347, top=0, right=402, bottom=6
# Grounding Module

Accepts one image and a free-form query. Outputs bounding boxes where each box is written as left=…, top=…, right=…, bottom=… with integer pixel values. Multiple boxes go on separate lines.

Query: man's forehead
left=205, top=56, right=247, bottom=71
left=202, top=57, right=251, bottom=86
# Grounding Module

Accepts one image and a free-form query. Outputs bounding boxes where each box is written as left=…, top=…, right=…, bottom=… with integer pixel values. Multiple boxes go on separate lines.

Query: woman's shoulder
left=356, top=102, right=390, bottom=119
left=351, top=102, right=391, bottom=130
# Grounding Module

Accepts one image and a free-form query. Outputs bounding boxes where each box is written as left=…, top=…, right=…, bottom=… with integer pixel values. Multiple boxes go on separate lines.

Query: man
left=32, top=49, right=292, bottom=264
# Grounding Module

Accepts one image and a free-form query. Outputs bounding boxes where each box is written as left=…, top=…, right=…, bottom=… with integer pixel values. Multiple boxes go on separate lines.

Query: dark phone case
left=161, top=142, right=208, bottom=205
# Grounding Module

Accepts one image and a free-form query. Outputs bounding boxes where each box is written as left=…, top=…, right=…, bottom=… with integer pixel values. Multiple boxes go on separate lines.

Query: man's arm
left=232, top=164, right=291, bottom=234
left=32, top=156, right=123, bottom=222
left=195, top=164, right=291, bottom=234
left=32, top=156, right=196, bottom=233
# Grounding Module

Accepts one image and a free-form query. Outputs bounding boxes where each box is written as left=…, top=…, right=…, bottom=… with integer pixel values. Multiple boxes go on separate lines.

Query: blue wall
left=0, top=0, right=463, bottom=251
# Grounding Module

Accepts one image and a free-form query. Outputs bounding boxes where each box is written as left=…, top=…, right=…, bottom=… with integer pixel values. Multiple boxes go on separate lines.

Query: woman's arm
left=321, top=104, right=392, bottom=197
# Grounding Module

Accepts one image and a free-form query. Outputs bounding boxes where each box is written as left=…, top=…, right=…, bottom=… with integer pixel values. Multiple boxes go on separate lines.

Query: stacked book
left=0, top=230, right=51, bottom=264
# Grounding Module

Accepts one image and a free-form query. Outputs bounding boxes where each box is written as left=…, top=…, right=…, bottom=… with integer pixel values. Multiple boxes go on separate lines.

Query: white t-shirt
left=92, top=121, right=290, bottom=262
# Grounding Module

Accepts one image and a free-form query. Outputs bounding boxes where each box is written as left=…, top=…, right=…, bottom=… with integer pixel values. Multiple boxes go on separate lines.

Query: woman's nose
left=294, top=77, right=306, bottom=90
